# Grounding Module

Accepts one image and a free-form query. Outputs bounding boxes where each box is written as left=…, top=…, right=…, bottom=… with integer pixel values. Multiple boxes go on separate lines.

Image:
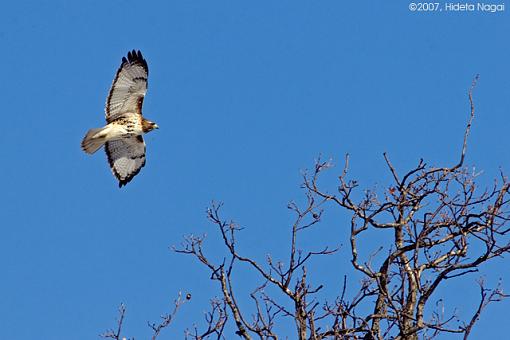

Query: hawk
left=81, top=50, right=158, bottom=187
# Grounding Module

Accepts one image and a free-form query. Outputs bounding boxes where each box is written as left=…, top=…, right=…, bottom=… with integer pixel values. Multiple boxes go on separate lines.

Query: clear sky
left=1, top=1, right=509, bottom=339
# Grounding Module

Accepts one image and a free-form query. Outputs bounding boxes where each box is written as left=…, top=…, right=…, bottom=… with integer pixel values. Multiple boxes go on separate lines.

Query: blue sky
left=1, top=1, right=509, bottom=338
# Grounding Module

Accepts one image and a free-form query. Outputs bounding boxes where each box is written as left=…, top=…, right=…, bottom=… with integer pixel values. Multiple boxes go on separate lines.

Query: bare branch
left=101, top=304, right=128, bottom=340
left=148, top=292, right=188, bottom=340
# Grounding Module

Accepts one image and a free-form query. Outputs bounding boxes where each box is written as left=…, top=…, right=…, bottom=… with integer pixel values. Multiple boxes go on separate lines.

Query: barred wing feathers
left=106, top=50, right=148, bottom=122
left=105, top=136, right=146, bottom=187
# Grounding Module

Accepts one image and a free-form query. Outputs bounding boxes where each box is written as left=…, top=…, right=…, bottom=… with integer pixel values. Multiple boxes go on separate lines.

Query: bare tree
left=103, top=76, right=510, bottom=339
left=174, top=76, right=509, bottom=339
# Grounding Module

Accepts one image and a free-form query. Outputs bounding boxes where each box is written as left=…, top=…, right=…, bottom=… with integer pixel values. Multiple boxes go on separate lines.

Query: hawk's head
left=142, top=118, right=159, bottom=133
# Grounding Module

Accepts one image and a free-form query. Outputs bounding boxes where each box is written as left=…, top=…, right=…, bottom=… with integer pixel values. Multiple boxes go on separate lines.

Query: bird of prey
left=81, top=50, right=158, bottom=187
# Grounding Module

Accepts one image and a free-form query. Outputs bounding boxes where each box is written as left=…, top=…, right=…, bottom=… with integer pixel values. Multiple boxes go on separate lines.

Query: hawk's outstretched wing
left=105, top=136, right=146, bottom=187
left=106, top=50, right=148, bottom=123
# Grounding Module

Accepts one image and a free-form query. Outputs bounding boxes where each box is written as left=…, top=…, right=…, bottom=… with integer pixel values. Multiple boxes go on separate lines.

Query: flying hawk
left=81, top=50, right=158, bottom=187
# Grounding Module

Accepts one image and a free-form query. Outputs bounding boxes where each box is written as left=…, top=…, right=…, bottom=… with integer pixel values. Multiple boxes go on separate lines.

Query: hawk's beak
left=154, top=124, right=159, bottom=129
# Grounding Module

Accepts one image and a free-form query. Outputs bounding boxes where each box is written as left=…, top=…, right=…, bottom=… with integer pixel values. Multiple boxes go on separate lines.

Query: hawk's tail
left=81, top=127, right=107, bottom=154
